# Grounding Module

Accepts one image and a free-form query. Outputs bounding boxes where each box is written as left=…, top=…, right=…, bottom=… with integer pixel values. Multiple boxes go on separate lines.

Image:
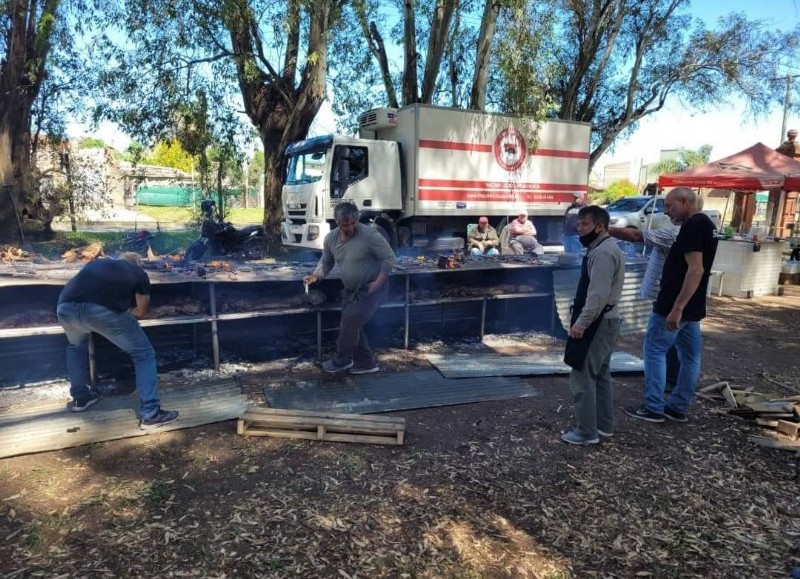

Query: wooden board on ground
left=0, top=380, right=247, bottom=459
left=238, top=407, right=405, bottom=446
left=777, top=420, right=800, bottom=438
left=749, top=435, right=800, bottom=451
left=426, top=351, right=643, bottom=379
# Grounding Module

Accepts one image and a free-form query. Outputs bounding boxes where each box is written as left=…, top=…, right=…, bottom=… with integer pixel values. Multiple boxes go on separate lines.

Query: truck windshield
left=607, top=197, right=650, bottom=212
left=285, top=150, right=327, bottom=185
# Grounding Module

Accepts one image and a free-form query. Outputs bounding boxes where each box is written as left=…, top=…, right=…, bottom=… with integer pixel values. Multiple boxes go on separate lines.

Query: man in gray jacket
left=304, top=202, right=396, bottom=374
left=562, top=205, right=625, bottom=445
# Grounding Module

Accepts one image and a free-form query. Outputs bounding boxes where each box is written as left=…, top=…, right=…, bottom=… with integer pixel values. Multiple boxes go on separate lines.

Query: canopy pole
left=722, top=191, right=733, bottom=230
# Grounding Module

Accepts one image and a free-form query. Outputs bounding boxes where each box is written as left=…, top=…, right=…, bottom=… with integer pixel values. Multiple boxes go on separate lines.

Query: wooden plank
left=239, top=422, right=402, bottom=446
left=722, top=383, right=738, bottom=408
left=755, top=418, right=779, bottom=428
left=745, top=401, right=796, bottom=413
left=776, top=420, right=800, bottom=438
left=698, top=381, right=728, bottom=394
left=240, top=413, right=405, bottom=435
left=242, top=406, right=405, bottom=426
left=749, top=436, right=800, bottom=451
left=732, top=392, right=773, bottom=406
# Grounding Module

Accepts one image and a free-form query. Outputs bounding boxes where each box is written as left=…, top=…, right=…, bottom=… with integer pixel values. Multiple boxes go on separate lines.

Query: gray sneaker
left=349, top=362, right=379, bottom=375
left=321, top=357, right=354, bottom=373
left=140, top=409, right=179, bottom=430
left=560, top=430, right=600, bottom=446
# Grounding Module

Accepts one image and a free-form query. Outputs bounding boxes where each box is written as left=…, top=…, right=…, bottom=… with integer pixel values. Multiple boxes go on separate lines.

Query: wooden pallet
left=237, top=407, right=405, bottom=446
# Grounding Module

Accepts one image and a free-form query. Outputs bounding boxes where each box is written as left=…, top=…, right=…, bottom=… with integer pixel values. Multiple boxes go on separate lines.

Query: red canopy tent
left=658, top=142, right=800, bottom=191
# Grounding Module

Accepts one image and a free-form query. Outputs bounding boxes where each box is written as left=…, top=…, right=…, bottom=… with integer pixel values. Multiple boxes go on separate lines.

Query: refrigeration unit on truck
left=281, top=104, right=591, bottom=251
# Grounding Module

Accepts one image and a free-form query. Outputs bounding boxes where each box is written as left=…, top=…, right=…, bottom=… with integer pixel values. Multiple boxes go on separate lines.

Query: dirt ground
left=1, top=290, right=799, bottom=578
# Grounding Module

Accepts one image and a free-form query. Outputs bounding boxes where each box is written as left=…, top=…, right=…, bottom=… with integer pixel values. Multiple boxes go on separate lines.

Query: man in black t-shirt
left=625, top=187, right=718, bottom=424
left=56, top=254, right=179, bottom=430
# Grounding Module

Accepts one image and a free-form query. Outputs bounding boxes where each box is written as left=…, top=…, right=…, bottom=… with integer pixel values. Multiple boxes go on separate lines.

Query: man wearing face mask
left=561, top=205, right=625, bottom=445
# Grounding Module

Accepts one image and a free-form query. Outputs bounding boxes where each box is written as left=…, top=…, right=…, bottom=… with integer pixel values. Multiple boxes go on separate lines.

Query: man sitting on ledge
left=468, top=216, right=500, bottom=257
left=509, top=209, right=545, bottom=256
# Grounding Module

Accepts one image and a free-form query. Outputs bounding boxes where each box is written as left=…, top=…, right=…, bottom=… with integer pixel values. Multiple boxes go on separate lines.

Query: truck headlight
left=307, top=225, right=319, bottom=241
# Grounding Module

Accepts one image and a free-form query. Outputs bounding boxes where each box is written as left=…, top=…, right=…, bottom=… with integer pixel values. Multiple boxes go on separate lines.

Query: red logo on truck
left=493, top=128, right=527, bottom=171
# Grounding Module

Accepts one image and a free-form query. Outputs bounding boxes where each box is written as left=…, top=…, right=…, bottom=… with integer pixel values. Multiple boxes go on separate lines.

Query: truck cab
left=281, top=135, right=402, bottom=249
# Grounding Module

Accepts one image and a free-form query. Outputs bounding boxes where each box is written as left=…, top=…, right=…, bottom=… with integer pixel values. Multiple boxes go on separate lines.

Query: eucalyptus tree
left=94, top=0, right=343, bottom=240
left=546, top=0, right=799, bottom=167
left=1, top=0, right=113, bottom=241
left=331, top=0, right=481, bottom=121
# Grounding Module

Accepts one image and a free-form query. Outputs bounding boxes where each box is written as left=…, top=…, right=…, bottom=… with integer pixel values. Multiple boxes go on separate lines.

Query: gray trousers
left=335, top=284, right=388, bottom=365
left=569, top=317, right=620, bottom=438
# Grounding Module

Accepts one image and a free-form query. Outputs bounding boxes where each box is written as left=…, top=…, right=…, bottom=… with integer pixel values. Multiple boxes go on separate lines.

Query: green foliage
left=78, top=137, right=106, bottom=149
left=599, top=179, right=638, bottom=205
left=493, top=0, right=557, bottom=121
left=653, top=145, right=713, bottom=175
left=143, top=139, right=197, bottom=173
left=544, top=2, right=799, bottom=165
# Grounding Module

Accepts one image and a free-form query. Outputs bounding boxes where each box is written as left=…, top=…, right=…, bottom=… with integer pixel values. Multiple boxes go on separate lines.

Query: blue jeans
left=562, top=234, right=583, bottom=254
left=643, top=312, right=702, bottom=415
left=470, top=247, right=499, bottom=257
left=57, top=302, right=160, bottom=419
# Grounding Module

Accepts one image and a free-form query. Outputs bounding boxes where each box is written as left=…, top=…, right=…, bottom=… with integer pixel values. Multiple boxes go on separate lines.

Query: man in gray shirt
left=562, top=205, right=625, bottom=445
left=304, top=202, right=396, bottom=374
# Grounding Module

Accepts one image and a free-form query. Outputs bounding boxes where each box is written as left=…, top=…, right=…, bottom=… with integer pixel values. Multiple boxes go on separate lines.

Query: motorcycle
left=185, top=199, right=266, bottom=260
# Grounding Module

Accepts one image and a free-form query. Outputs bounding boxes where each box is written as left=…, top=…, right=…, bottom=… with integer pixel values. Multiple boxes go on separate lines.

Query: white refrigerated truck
left=281, top=104, right=591, bottom=251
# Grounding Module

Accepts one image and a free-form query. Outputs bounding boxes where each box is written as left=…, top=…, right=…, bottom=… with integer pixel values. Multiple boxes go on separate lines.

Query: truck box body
left=281, top=104, right=591, bottom=250
left=372, top=105, right=590, bottom=218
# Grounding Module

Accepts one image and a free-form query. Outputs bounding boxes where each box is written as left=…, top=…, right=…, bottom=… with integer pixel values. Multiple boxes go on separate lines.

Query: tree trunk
left=420, top=0, right=456, bottom=103
left=469, top=0, right=501, bottom=111
left=402, top=0, right=419, bottom=104
left=224, top=0, right=334, bottom=243
left=0, top=0, right=61, bottom=243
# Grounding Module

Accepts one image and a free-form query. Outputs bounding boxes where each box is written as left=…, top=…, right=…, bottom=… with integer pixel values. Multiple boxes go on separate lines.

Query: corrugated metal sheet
left=0, top=380, right=247, bottom=458
left=553, top=261, right=650, bottom=336
left=264, top=370, right=538, bottom=414
left=427, top=351, right=643, bottom=379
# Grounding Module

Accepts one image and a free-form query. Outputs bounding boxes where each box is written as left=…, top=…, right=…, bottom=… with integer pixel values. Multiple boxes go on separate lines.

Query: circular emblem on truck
left=493, top=128, right=527, bottom=171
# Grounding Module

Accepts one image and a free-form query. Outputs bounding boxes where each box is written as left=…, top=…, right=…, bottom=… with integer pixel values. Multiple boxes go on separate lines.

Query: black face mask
left=579, top=228, right=600, bottom=247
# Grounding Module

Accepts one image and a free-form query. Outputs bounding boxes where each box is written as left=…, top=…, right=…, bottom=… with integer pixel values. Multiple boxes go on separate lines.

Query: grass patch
left=136, top=205, right=264, bottom=226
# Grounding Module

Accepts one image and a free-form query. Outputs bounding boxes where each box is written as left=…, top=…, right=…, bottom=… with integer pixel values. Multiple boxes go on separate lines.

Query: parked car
left=606, top=195, right=722, bottom=231
left=606, top=195, right=670, bottom=230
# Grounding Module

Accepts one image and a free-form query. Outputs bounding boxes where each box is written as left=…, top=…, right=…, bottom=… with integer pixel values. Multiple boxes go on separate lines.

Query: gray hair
left=333, top=201, right=359, bottom=223
left=120, top=252, right=143, bottom=266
